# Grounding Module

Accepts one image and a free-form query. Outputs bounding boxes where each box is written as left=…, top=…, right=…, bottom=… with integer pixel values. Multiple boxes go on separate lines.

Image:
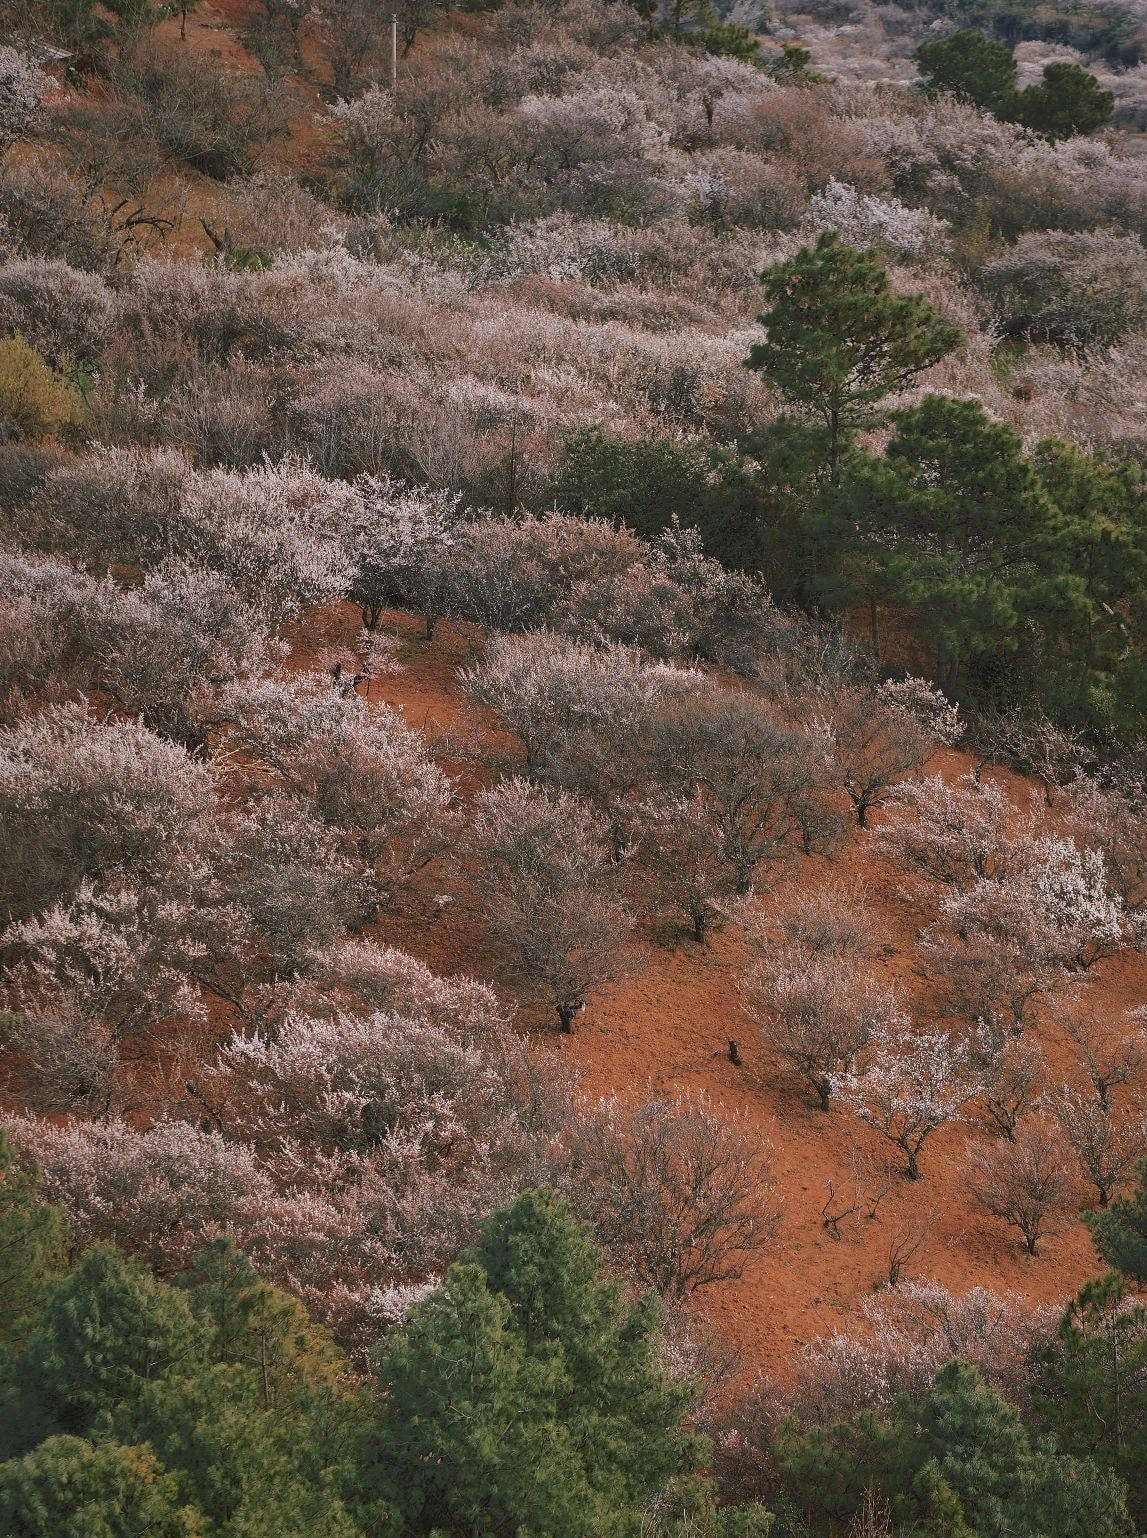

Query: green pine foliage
left=914, top=29, right=1114, bottom=139
left=0, top=1132, right=66, bottom=1349
left=1015, top=61, right=1115, bottom=139
left=554, top=425, right=763, bottom=569
left=369, top=1188, right=702, bottom=1538
left=776, top=1359, right=1135, bottom=1537
left=817, top=395, right=1076, bottom=690
left=915, top=28, right=1019, bottom=112
left=0, top=1183, right=1142, bottom=1535
left=736, top=242, right=1147, bottom=734
left=745, top=234, right=962, bottom=483
left=1028, top=1275, right=1147, bottom=1530
left=2, top=1246, right=207, bottom=1455
left=1086, top=1161, right=1147, bottom=1282
left=0, top=1436, right=202, bottom=1538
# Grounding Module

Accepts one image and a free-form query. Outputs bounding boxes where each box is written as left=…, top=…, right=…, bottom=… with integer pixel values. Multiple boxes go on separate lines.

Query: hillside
left=3, top=0, right=1147, bottom=1530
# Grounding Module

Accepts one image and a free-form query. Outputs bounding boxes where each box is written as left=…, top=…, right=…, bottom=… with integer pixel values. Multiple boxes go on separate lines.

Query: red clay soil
left=298, top=604, right=1147, bottom=1381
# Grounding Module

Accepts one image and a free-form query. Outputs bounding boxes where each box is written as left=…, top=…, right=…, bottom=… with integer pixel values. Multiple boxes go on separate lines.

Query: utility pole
left=390, top=12, right=398, bottom=88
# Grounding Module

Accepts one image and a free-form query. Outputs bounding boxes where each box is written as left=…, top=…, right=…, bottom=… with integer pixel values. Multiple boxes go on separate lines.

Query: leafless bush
left=824, top=677, right=962, bottom=829
left=565, top=1092, right=778, bottom=1295
left=444, top=513, right=648, bottom=636
left=636, top=788, right=745, bottom=940
left=971, top=709, right=1093, bottom=804
left=1059, top=1004, right=1146, bottom=1108
left=741, top=945, right=902, bottom=1110
left=159, top=358, right=284, bottom=469
left=981, top=230, right=1147, bottom=350
left=1048, top=1085, right=1147, bottom=1207
left=106, top=44, right=291, bottom=183
left=110, top=570, right=269, bottom=740
left=469, top=776, right=632, bottom=1030
left=745, top=881, right=882, bottom=959
left=969, top=1119, right=1071, bottom=1255
left=975, top=1021, right=1048, bottom=1140
left=0, top=159, right=124, bottom=272
left=24, top=446, right=191, bottom=569
left=8, top=1008, right=124, bottom=1118
left=209, top=173, right=345, bottom=259
left=462, top=630, right=701, bottom=780
left=649, top=687, right=833, bottom=890
left=1067, top=770, right=1147, bottom=922
left=220, top=795, right=367, bottom=976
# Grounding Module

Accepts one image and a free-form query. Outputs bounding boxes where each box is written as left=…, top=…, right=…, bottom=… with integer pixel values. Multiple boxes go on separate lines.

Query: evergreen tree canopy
left=370, top=1188, right=699, bottom=1538
left=1087, top=1160, right=1147, bottom=1281
left=777, top=1359, right=1134, bottom=1537
left=745, top=235, right=961, bottom=480
left=0, top=1435, right=201, bottom=1538
left=915, top=28, right=1019, bottom=114
left=3, top=1246, right=206, bottom=1455
left=1017, top=62, right=1115, bottom=140
left=1028, top=1274, right=1147, bottom=1530
left=0, top=1131, right=66, bottom=1349
left=554, top=426, right=762, bottom=569
left=104, top=1364, right=362, bottom=1538
left=915, top=31, right=1113, bottom=140
left=820, top=395, right=1077, bottom=688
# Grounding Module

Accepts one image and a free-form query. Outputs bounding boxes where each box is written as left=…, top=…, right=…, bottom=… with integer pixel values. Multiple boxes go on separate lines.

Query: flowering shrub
left=875, top=773, right=1021, bottom=885
left=0, top=49, right=53, bottom=157
left=789, top=1280, right=1053, bottom=1423
left=0, top=259, right=117, bottom=365
left=4, top=1117, right=273, bottom=1273
left=0, top=704, right=217, bottom=920
left=350, top=475, right=462, bottom=634
left=834, top=1022, right=981, bottom=1178
left=804, top=179, right=950, bottom=260
left=741, top=945, right=904, bottom=1110
left=215, top=670, right=453, bottom=901
left=177, top=459, right=355, bottom=623
left=937, top=836, right=1125, bottom=972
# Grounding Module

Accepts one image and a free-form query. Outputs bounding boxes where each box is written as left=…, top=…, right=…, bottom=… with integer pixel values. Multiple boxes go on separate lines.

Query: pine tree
left=105, top=1364, right=363, bottom=1538
left=745, top=235, right=961, bottom=482
left=371, top=1189, right=699, bottom=1538
left=0, top=1132, right=66, bottom=1348
left=1029, top=1275, right=1147, bottom=1529
left=2, top=1246, right=206, bottom=1455
left=1017, top=62, right=1114, bottom=141
left=914, top=29, right=1019, bottom=114
left=0, top=1436, right=201, bottom=1538
left=823, top=395, right=1077, bottom=690
left=777, top=1360, right=1134, bottom=1537
left=1087, top=1161, right=1147, bottom=1281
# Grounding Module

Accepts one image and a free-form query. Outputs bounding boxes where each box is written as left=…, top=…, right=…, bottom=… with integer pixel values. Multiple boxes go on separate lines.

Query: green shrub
left=0, top=337, right=82, bottom=445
